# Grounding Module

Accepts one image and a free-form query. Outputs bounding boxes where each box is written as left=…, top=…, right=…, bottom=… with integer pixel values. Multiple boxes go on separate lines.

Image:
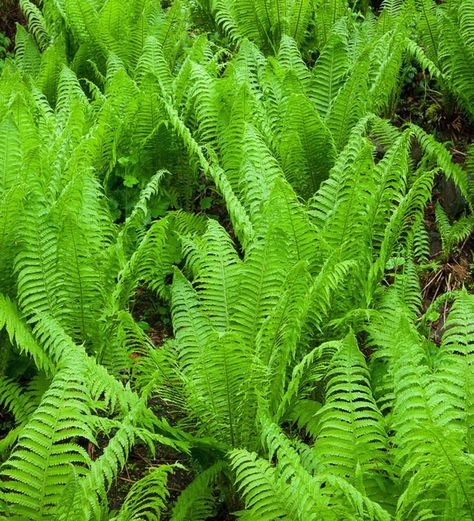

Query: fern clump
left=0, top=0, right=473, bottom=519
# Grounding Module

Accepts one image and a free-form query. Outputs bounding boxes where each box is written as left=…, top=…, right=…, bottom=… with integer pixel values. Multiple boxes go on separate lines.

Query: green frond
left=277, top=339, right=340, bottom=423
left=20, top=0, right=51, bottom=51
left=381, top=0, right=405, bottom=18
left=159, top=94, right=254, bottom=247
left=213, top=0, right=241, bottom=44
left=366, top=130, right=411, bottom=254
left=230, top=449, right=292, bottom=520
left=277, top=35, right=311, bottom=85
left=0, top=294, right=52, bottom=374
left=254, top=263, right=315, bottom=414
left=435, top=202, right=474, bottom=257
left=435, top=290, right=474, bottom=456
left=414, top=0, right=440, bottom=64
left=0, top=113, right=22, bottom=193
left=135, top=37, right=174, bottom=90
left=378, top=313, right=474, bottom=519
left=314, top=1, right=350, bottom=49
left=189, top=219, right=241, bottom=332
left=77, top=410, right=140, bottom=519
left=113, top=465, right=173, bottom=521
left=438, top=7, right=474, bottom=122
left=0, top=376, right=40, bottom=454
left=257, top=414, right=324, bottom=518
left=195, top=331, right=255, bottom=445
left=368, top=28, right=406, bottom=113
left=111, top=215, right=179, bottom=311
left=308, top=117, right=372, bottom=231
left=231, top=225, right=290, bottom=346
left=14, top=24, right=42, bottom=76
left=238, top=124, right=283, bottom=227
left=310, top=124, right=377, bottom=265
left=118, top=170, right=169, bottom=247
left=0, top=363, right=93, bottom=520
left=261, top=178, right=318, bottom=264
left=311, top=22, right=350, bottom=118
left=412, top=218, right=431, bottom=263
left=213, top=0, right=313, bottom=53
left=410, top=125, right=469, bottom=203
left=171, top=268, right=216, bottom=373
left=314, top=333, right=389, bottom=480
left=278, top=93, right=336, bottom=195
left=153, top=0, right=189, bottom=64
left=327, top=56, right=370, bottom=151
left=0, top=377, right=37, bottom=426
left=217, top=83, right=257, bottom=191
left=170, top=461, right=226, bottom=521
left=231, top=443, right=392, bottom=520
left=377, top=168, right=435, bottom=272
left=289, top=0, right=313, bottom=45
left=405, top=38, right=442, bottom=80
left=62, top=0, right=101, bottom=49
left=392, top=258, right=422, bottom=318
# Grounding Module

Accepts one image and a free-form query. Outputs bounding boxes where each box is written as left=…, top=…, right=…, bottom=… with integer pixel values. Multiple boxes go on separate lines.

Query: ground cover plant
left=0, top=0, right=473, bottom=519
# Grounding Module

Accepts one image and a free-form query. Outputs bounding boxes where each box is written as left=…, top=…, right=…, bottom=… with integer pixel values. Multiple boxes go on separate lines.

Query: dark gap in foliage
left=0, top=0, right=26, bottom=51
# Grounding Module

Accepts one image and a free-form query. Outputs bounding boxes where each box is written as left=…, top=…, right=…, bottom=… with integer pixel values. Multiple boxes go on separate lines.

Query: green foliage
left=411, top=0, right=474, bottom=124
left=0, top=0, right=473, bottom=519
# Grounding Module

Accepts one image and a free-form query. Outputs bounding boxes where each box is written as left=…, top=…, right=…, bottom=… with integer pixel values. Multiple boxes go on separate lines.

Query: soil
left=107, top=442, right=195, bottom=518
left=0, top=1, right=25, bottom=51
left=394, top=73, right=474, bottom=344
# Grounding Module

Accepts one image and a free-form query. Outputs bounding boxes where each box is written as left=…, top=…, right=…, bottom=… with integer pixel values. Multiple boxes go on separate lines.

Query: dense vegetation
left=0, top=0, right=473, bottom=519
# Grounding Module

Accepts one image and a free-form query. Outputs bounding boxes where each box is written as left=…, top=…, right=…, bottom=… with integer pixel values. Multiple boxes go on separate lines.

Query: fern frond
left=187, top=219, right=241, bottom=332
left=327, top=57, right=370, bottom=151
left=279, top=93, right=336, bottom=195
left=20, top=0, right=51, bottom=51
left=230, top=449, right=291, bottom=520
left=0, top=363, right=93, bottom=520
left=433, top=290, right=474, bottom=454
left=135, top=37, right=174, bottom=91
left=411, top=125, right=469, bottom=203
left=171, top=268, right=216, bottom=373
left=231, top=225, right=290, bottom=346
left=311, top=23, right=350, bottom=118
left=170, top=461, right=226, bottom=521
left=314, top=333, right=389, bottom=480
left=113, top=465, right=174, bottom=521
left=0, top=377, right=37, bottom=426
left=14, top=24, right=42, bottom=77
left=0, top=294, right=52, bottom=374
left=435, top=202, right=473, bottom=257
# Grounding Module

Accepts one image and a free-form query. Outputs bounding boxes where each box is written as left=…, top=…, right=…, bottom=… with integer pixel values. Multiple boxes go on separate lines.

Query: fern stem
left=429, top=426, right=474, bottom=520
left=222, top=345, right=236, bottom=447
left=69, top=224, right=87, bottom=340
left=293, top=0, right=305, bottom=41
left=420, top=0, right=439, bottom=67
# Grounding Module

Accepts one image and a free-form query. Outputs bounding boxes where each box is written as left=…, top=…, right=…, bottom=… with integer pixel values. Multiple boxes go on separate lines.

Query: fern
left=314, top=333, right=389, bottom=482
left=170, top=461, right=226, bottom=521
left=435, top=202, right=474, bottom=258
left=1, top=0, right=473, bottom=518
left=111, top=465, right=174, bottom=521
left=0, top=363, right=94, bottom=519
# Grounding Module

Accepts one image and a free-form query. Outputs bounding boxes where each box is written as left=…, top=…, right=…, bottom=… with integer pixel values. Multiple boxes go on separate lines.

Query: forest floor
left=0, top=1, right=24, bottom=52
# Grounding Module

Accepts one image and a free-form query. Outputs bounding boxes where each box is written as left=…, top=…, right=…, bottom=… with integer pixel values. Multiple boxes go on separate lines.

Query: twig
left=119, top=476, right=136, bottom=484
left=450, top=148, right=467, bottom=157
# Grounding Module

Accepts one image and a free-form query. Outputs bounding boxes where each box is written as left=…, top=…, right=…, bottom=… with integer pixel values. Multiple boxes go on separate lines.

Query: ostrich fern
left=0, top=0, right=473, bottom=519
